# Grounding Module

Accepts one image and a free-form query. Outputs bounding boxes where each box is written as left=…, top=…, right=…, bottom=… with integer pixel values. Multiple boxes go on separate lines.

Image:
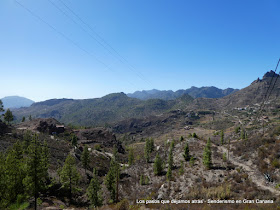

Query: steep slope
left=219, top=70, right=280, bottom=109
left=127, top=86, right=238, bottom=100
left=1, top=96, right=34, bottom=109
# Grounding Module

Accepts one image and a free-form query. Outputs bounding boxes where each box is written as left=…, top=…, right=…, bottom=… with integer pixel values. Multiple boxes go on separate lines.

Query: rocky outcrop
left=17, top=118, right=65, bottom=134
left=263, top=70, right=278, bottom=79
left=76, top=128, right=125, bottom=153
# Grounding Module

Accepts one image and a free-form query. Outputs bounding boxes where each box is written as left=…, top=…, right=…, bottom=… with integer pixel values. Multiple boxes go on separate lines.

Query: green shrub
left=272, top=158, right=280, bottom=168
left=94, top=144, right=102, bottom=151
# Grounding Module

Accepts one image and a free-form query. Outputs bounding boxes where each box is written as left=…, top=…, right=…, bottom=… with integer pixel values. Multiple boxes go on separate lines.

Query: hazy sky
left=1, top=0, right=280, bottom=102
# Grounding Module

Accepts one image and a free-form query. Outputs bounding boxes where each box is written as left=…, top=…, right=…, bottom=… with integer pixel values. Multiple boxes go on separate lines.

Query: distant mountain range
left=12, top=93, right=194, bottom=126
left=1, top=96, right=34, bottom=109
left=127, top=86, right=239, bottom=100
left=11, top=71, right=280, bottom=126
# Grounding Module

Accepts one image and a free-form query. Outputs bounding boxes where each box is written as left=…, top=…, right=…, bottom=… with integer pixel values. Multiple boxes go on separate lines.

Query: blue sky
left=0, top=0, right=279, bottom=102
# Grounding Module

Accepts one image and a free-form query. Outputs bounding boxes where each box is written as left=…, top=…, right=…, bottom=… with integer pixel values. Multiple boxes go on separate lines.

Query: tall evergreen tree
left=0, top=152, right=6, bottom=208
left=71, top=134, right=78, bottom=147
left=4, top=141, right=25, bottom=206
left=153, top=153, right=163, bottom=176
left=128, top=147, right=134, bottom=166
left=22, top=116, right=26, bottom=122
left=23, top=131, right=32, bottom=152
left=179, top=161, right=184, bottom=175
left=166, top=142, right=174, bottom=180
left=150, top=138, right=155, bottom=152
left=59, top=154, right=80, bottom=201
left=4, top=109, right=13, bottom=124
left=105, top=158, right=119, bottom=203
left=0, top=100, right=4, bottom=112
left=240, top=129, right=245, bottom=139
left=42, top=140, right=49, bottom=173
left=183, top=142, right=190, bottom=161
left=203, top=138, right=212, bottom=169
left=144, top=138, right=151, bottom=163
left=170, top=140, right=175, bottom=151
left=220, top=130, right=224, bottom=145
left=23, top=135, right=49, bottom=210
left=168, top=148, right=173, bottom=169
left=139, top=174, right=144, bottom=185
left=166, top=165, right=172, bottom=181
left=87, top=168, right=103, bottom=207
left=81, top=145, right=90, bottom=174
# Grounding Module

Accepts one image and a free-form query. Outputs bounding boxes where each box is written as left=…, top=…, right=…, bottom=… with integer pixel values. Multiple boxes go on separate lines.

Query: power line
left=266, top=58, right=280, bottom=100
left=14, top=0, right=138, bottom=89
left=47, top=0, right=114, bottom=61
left=254, top=58, right=280, bottom=129
left=57, top=0, right=151, bottom=86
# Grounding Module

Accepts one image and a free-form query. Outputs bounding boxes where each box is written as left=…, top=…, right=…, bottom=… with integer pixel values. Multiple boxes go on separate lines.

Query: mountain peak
left=263, top=70, right=279, bottom=79
left=1, top=96, right=34, bottom=109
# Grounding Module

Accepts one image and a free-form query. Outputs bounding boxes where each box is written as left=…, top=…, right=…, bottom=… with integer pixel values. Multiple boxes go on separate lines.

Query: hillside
left=219, top=70, right=280, bottom=109
left=1, top=96, right=34, bottom=109
left=11, top=71, right=280, bottom=128
left=127, top=86, right=238, bottom=100
left=12, top=93, right=194, bottom=126
left=1, top=71, right=280, bottom=209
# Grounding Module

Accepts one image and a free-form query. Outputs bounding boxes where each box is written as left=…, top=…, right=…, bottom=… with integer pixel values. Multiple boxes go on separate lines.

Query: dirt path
left=216, top=145, right=280, bottom=196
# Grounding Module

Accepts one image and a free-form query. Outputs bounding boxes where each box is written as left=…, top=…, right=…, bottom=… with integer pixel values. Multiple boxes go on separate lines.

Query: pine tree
left=139, top=174, right=144, bottom=185
left=245, top=131, right=248, bottom=142
left=179, top=161, right=184, bottom=175
left=112, top=146, right=118, bottom=162
left=29, top=115, right=32, bottom=121
left=190, top=156, right=195, bottom=167
left=166, top=165, right=172, bottom=181
left=168, top=148, right=173, bottom=169
left=71, top=134, right=78, bottom=147
left=105, top=158, right=119, bottom=203
left=220, top=130, right=224, bottom=145
left=0, top=152, right=6, bottom=208
left=192, top=133, right=198, bottom=138
left=144, top=138, right=151, bottom=163
left=4, top=141, right=25, bottom=206
left=166, top=142, right=174, bottom=180
left=87, top=168, right=103, bottom=207
left=240, top=129, right=245, bottom=139
left=23, top=134, right=49, bottom=210
left=203, top=138, right=212, bottom=169
left=170, top=140, right=175, bottom=151
left=183, top=142, right=190, bottom=161
left=150, top=138, right=155, bottom=152
left=180, top=136, right=184, bottom=141
left=0, top=100, right=4, bottom=112
left=81, top=145, right=90, bottom=174
left=4, top=109, right=13, bottom=124
left=22, top=116, right=25, bottom=122
left=42, top=140, right=49, bottom=169
left=153, top=153, right=163, bottom=176
left=128, top=147, right=134, bottom=166
left=59, top=154, right=80, bottom=201
left=144, top=176, right=149, bottom=185
left=235, top=126, right=240, bottom=134
left=23, top=131, right=32, bottom=152
left=223, top=152, right=227, bottom=167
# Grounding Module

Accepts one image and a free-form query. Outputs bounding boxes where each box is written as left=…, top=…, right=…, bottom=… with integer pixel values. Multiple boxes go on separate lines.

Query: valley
left=0, top=71, right=280, bottom=209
